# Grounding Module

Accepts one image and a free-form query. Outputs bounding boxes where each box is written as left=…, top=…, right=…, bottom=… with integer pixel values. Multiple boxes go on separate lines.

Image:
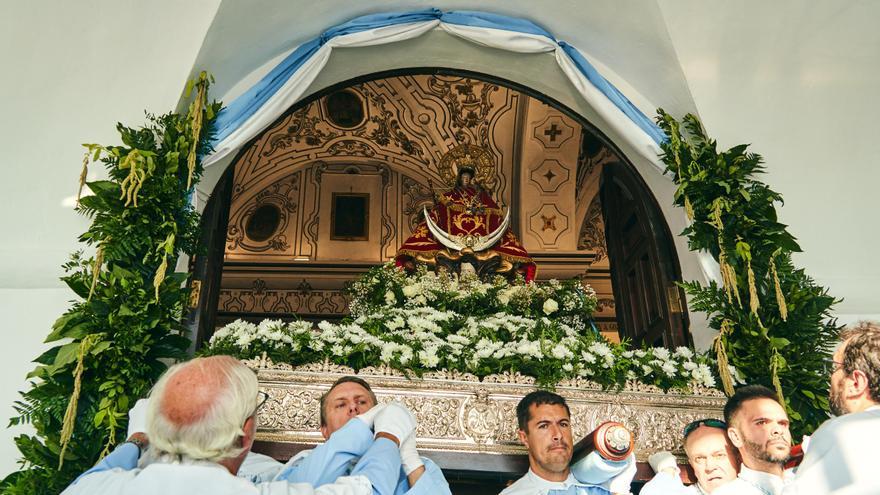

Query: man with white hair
left=784, top=321, right=880, bottom=494
left=62, top=356, right=410, bottom=494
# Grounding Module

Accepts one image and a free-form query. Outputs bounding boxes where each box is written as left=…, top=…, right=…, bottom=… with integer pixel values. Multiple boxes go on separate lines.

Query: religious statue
left=396, top=145, right=536, bottom=281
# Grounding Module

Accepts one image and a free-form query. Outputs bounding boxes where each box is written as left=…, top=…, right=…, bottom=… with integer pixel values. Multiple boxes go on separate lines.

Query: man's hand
left=356, top=403, right=387, bottom=429
left=126, top=398, right=149, bottom=438
left=373, top=402, right=416, bottom=446
left=648, top=451, right=679, bottom=476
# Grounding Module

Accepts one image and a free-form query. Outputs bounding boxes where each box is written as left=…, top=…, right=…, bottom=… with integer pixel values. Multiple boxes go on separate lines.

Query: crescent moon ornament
left=422, top=207, right=510, bottom=253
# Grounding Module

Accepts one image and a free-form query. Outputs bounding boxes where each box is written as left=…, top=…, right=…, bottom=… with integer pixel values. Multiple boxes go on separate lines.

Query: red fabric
left=396, top=185, right=535, bottom=281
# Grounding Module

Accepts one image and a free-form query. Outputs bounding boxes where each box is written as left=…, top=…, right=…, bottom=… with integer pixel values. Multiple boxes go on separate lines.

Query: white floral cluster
left=207, top=312, right=719, bottom=390
left=209, top=319, right=313, bottom=352
left=205, top=264, right=719, bottom=390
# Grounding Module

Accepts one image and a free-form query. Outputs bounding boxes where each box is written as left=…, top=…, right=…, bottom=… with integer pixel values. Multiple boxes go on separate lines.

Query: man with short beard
left=713, top=385, right=793, bottom=495
left=784, top=321, right=880, bottom=494
left=500, top=391, right=635, bottom=495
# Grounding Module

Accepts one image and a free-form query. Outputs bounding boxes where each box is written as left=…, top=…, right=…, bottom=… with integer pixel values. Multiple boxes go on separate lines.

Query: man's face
left=320, top=382, right=376, bottom=439
left=728, top=398, right=791, bottom=467
left=685, top=426, right=740, bottom=493
left=829, top=342, right=852, bottom=416
left=518, top=403, right=573, bottom=481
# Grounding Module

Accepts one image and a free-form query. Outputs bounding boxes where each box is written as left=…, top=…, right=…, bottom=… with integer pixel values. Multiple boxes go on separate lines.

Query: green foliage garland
left=2, top=73, right=221, bottom=494
left=656, top=110, right=840, bottom=438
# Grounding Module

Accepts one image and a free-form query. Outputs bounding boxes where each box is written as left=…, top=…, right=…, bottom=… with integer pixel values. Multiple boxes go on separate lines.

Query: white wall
left=0, top=0, right=220, bottom=478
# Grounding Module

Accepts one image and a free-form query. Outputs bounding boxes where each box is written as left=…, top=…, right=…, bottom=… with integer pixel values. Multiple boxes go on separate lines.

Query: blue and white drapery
left=203, top=8, right=668, bottom=169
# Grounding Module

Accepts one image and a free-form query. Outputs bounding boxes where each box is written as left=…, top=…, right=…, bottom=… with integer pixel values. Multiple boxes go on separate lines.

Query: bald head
left=147, top=356, right=259, bottom=467
left=159, top=356, right=233, bottom=427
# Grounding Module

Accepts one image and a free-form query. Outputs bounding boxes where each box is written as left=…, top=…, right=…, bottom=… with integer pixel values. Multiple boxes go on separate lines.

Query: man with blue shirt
left=240, top=376, right=452, bottom=495
left=500, top=390, right=636, bottom=495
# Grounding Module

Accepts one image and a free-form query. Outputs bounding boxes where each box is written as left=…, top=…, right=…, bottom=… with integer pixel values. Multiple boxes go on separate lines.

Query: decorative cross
left=544, top=124, right=563, bottom=142
left=541, top=215, right=557, bottom=231
left=543, top=169, right=557, bottom=182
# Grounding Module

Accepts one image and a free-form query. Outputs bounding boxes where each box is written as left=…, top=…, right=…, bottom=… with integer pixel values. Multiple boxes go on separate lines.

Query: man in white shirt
left=785, top=321, right=880, bottom=494
left=640, top=417, right=740, bottom=494
left=713, top=385, right=794, bottom=495
left=500, top=390, right=635, bottom=495
left=62, top=356, right=404, bottom=495
left=239, top=376, right=451, bottom=495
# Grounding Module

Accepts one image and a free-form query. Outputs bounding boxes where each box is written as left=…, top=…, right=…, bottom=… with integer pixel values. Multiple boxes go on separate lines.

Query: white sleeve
left=639, top=471, right=689, bottom=495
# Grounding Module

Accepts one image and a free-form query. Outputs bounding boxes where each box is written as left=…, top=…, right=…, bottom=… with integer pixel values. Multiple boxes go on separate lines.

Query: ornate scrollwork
left=227, top=173, right=300, bottom=252
left=265, top=105, right=339, bottom=156
left=426, top=76, right=498, bottom=146
left=252, top=359, right=726, bottom=461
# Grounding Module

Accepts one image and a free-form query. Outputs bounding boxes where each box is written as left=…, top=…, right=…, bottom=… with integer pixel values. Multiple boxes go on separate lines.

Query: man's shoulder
left=499, top=473, right=535, bottom=495
left=712, top=478, right=760, bottom=495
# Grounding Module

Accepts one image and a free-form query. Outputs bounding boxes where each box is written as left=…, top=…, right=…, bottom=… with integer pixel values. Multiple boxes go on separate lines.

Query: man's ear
left=850, top=370, right=870, bottom=397
left=320, top=425, right=330, bottom=441
left=518, top=429, right=529, bottom=449
left=242, top=416, right=256, bottom=451
left=727, top=427, right=744, bottom=448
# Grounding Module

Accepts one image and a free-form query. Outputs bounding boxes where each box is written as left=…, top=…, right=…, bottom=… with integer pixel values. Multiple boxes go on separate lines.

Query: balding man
left=785, top=321, right=880, bottom=494
left=62, top=356, right=407, bottom=495
left=641, top=418, right=740, bottom=494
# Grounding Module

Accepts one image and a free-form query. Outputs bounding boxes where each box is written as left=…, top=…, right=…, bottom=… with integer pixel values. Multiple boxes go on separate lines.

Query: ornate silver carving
left=253, top=360, right=725, bottom=461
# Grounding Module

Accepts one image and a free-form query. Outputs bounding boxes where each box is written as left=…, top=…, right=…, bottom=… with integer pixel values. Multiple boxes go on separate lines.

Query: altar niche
left=188, top=68, right=691, bottom=353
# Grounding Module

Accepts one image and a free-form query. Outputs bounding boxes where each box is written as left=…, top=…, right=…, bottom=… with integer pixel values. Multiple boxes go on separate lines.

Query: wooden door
left=601, top=163, right=689, bottom=348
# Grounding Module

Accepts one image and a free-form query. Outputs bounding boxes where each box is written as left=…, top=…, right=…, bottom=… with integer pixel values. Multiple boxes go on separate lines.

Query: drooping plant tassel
left=88, top=242, right=105, bottom=301
left=58, top=334, right=97, bottom=469
left=771, top=348, right=786, bottom=405
left=152, top=233, right=175, bottom=300
left=769, top=257, right=788, bottom=321
left=714, top=319, right=736, bottom=396
left=119, top=150, right=148, bottom=207
left=76, top=151, right=89, bottom=206
left=684, top=195, right=695, bottom=221
left=186, top=72, right=209, bottom=190
left=747, top=259, right=760, bottom=316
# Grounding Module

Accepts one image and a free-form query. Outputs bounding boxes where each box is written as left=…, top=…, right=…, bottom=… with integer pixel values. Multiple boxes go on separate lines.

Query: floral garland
left=204, top=264, right=722, bottom=390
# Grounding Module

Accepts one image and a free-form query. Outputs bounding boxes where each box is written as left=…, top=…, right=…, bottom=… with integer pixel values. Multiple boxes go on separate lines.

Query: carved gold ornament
left=437, top=144, right=496, bottom=189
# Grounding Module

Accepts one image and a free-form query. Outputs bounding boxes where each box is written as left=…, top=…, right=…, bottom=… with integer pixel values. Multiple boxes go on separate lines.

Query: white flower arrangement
left=203, top=263, right=719, bottom=391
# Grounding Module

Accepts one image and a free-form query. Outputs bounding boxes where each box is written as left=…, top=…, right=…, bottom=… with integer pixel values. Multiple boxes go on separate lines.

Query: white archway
left=193, top=28, right=717, bottom=348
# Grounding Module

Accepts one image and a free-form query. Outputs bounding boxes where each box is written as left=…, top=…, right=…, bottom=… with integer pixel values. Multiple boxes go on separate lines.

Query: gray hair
left=146, top=355, right=259, bottom=463
left=840, top=321, right=880, bottom=403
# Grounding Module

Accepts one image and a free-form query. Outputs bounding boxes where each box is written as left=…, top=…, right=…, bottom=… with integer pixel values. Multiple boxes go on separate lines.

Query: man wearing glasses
left=640, top=418, right=740, bottom=494
left=61, top=356, right=403, bottom=494
left=784, top=321, right=880, bottom=494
